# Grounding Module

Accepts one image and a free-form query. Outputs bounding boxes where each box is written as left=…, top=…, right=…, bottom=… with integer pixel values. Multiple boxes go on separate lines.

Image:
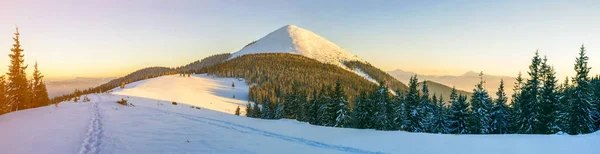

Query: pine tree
left=491, top=79, right=510, bottom=134
left=448, top=88, right=471, bottom=134
left=351, top=92, right=371, bottom=129
left=245, top=102, right=253, bottom=117
left=274, top=103, right=284, bottom=119
left=538, top=56, right=559, bottom=134
left=284, top=82, right=301, bottom=119
left=431, top=94, right=449, bottom=134
left=261, top=100, right=272, bottom=119
left=31, top=62, right=49, bottom=107
left=405, top=75, right=422, bottom=132
left=420, top=81, right=434, bottom=132
left=373, top=82, right=391, bottom=130
left=235, top=106, right=241, bottom=116
left=469, top=72, right=493, bottom=134
left=557, top=77, right=571, bottom=133
left=565, top=45, right=595, bottom=134
left=333, top=80, right=351, bottom=128
left=394, top=90, right=409, bottom=131
left=7, top=27, right=30, bottom=111
left=518, top=51, right=543, bottom=134
left=0, top=76, right=6, bottom=114
left=252, top=101, right=261, bottom=118
left=591, top=76, right=600, bottom=131
left=509, top=72, right=525, bottom=133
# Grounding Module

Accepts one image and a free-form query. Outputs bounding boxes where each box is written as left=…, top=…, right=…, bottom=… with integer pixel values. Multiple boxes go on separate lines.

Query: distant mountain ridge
left=388, top=69, right=517, bottom=99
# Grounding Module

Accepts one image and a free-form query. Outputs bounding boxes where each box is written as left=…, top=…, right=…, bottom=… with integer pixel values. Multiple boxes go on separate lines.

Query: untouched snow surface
left=230, top=25, right=365, bottom=67
left=1, top=74, right=599, bottom=154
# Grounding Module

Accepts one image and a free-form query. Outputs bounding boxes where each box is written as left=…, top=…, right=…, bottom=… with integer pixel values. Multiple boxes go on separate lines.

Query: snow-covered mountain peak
left=229, top=25, right=365, bottom=66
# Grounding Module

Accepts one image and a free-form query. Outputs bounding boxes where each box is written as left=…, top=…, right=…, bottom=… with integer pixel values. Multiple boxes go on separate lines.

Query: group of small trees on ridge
left=246, top=45, right=600, bottom=135
left=0, top=28, right=50, bottom=115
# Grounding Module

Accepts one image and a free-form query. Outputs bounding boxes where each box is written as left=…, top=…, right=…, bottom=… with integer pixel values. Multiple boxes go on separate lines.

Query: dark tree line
left=246, top=45, right=600, bottom=135
left=0, top=28, right=50, bottom=115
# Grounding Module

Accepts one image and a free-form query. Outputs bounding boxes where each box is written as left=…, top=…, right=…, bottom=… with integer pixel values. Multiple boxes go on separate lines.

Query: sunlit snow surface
left=0, top=74, right=598, bottom=154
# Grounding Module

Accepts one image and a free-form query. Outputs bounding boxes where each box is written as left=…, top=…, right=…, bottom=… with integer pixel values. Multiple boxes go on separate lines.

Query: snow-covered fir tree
left=273, top=103, right=284, bottom=119
left=245, top=102, right=253, bottom=117
left=430, top=94, right=449, bottom=134
left=420, top=81, right=435, bottom=132
left=448, top=87, right=471, bottom=134
left=565, top=45, right=595, bottom=134
left=509, top=72, right=525, bottom=133
left=491, top=79, right=510, bottom=134
left=469, top=72, right=493, bottom=134
left=538, top=56, right=560, bottom=134
left=405, top=75, right=422, bottom=132
left=333, top=80, right=351, bottom=128
left=394, top=90, right=409, bottom=131
left=518, top=51, right=543, bottom=134
left=373, top=82, right=391, bottom=130
left=351, top=92, right=372, bottom=129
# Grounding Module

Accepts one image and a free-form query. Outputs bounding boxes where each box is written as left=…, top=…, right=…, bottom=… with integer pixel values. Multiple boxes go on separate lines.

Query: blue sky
left=0, top=0, right=599, bottom=79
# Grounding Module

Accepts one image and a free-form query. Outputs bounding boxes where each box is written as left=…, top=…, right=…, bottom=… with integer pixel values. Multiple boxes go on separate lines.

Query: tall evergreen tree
left=333, top=80, right=351, bottom=128
left=518, top=51, right=543, bottom=134
left=0, top=76, right=6, bottom=114
left=469, top=72, right=493, bottom=134
left=351, top=92, right=371, bottom=129
left=31, top=62, right=49, bottom=107
left=284, top=82, right=301, bottom=119
left=431, top=94, right=449, bottom=134
left=565, top=45, right=595, bottom=134
left=420, top=81, right=434, bottom=132
left=373, top=82, right=391, bottom=130
left=7, top=27, right=30, bottom=111
left=405, top=75, right=422, bottom=132
left=509, top=72, right=525, bottom=133
left=245, top=102, right=253, bottom=117
left=449, top=91, right=471, bottom=134
left=557, top=77, right=572, bottom=132
left=538, top=56, right=560, bottom=134
left=491, top=79, right=510, bottom=134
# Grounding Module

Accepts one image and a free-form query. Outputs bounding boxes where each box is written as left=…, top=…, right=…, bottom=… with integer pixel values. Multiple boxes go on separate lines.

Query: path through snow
left=79, top=96, right=104, bottom=154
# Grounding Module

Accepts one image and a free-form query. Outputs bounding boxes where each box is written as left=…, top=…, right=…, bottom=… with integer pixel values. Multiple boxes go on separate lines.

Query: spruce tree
left=32, top=62, right=49, bottom=107
left=0, top=76, right=6, bottom=114
left=491, top=79, right=510, bottom=134
left=7, top=28, right=30, bottom=111
left=405, top=75, right=422, bottom=132
left=274, top=103, right=284, bottom=119
left=373, top=82, right=391, bottom=130
left=557, top=77, right=571, bottom=132
left=469, top=72, right=493, bottom=134
left=284, top=82, right=301, bottom=119
left=252, top=101, right=261, bottom=118
left=509, top=72, right=525, bottom=133
left=351, top=92, right=371, bottom=129
left=333, top=80, right=351, bottom=128
left=420, top=81, right=434, bottom=132
left=566, top=45, right=595, bottom=134
left=261, top=100, right=272, bottom=119
left=245, top=102, right=253, bottom=117
left=448, top=88, right=471, bottom=134
left=538, top=56, right=559, bottom=134
left=394, top=90, right=408, bottom=131
left=431, top=94, right=449, bottom=134
left=518, top=51, right=543, bottom=134
left=235, top=106, right=241, bottom=116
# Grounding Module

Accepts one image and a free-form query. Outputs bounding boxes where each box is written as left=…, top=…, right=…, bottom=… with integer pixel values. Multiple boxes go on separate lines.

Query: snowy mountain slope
left=112, top=74, right=250, bottom=114
left=230, top=25, right=365, bottom=67
left=1, top=88, right=599, bottom=153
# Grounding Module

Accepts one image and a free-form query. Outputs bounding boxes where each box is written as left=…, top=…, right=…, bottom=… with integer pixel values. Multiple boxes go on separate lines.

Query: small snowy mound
left=230, top=25, right=365, bottom=67
left=112, top=74, right=250, bottom=114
